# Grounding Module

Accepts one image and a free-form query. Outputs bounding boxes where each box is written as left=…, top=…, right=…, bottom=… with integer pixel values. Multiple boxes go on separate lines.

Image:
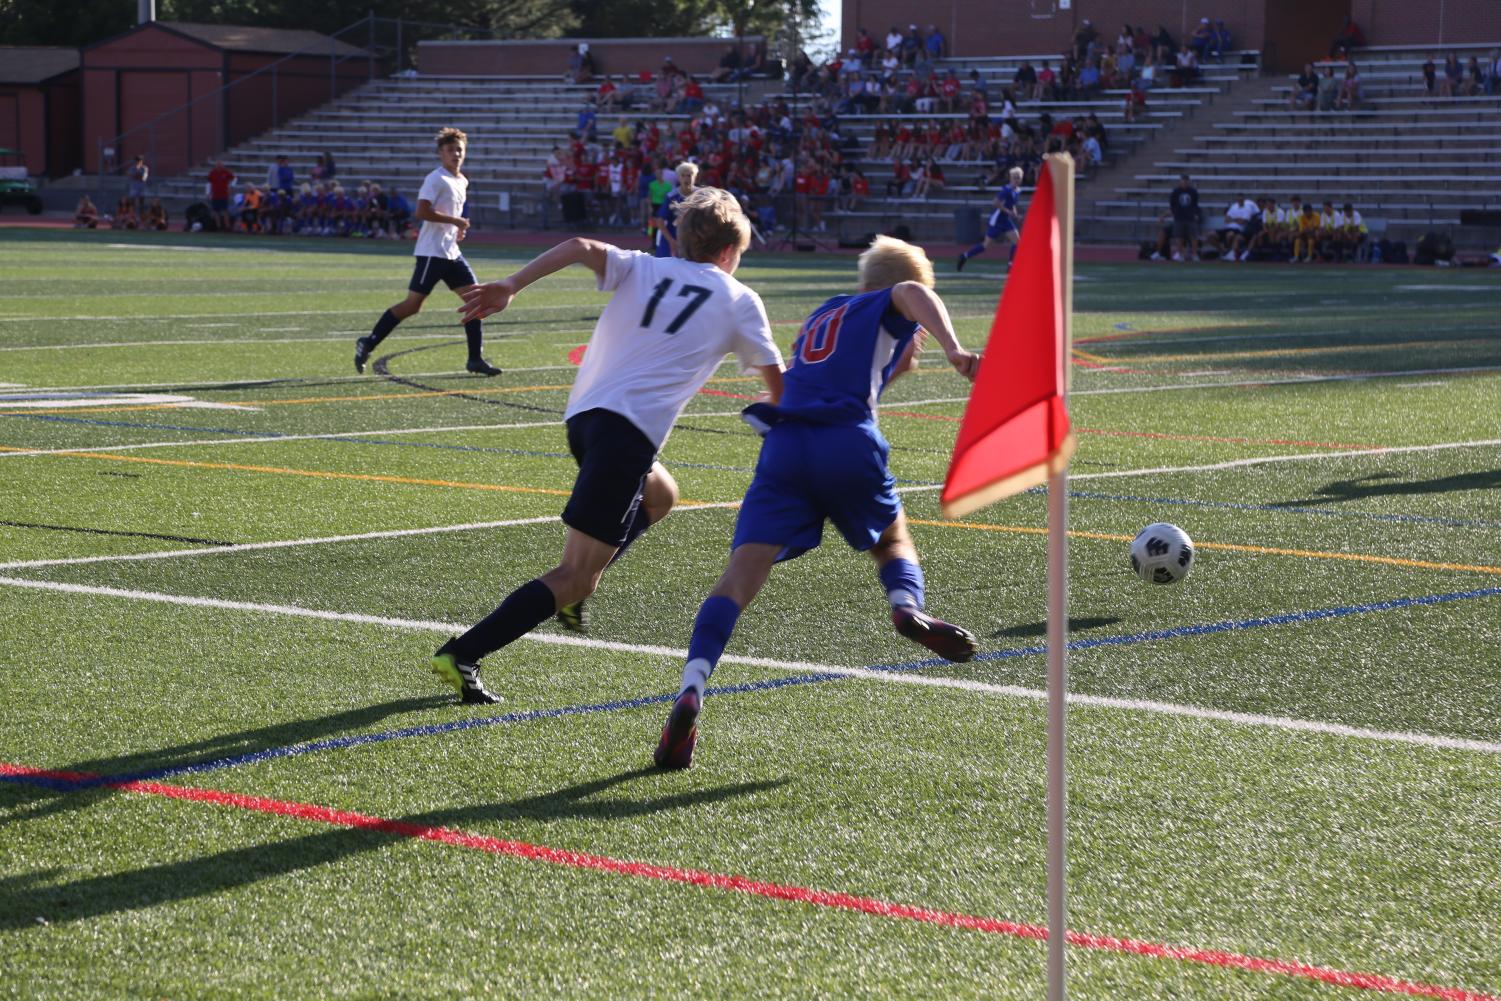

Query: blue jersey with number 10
left=777, top=287, right=920, bottom=426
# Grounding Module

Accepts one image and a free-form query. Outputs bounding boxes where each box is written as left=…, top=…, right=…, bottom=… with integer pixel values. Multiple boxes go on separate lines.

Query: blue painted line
left=1064, top=488, right=1501, bottom=531
left=0, top=413, right=937, bottom=484
left=1112, top=322, right=1135, bottom=331
left=2, top=673, right=836, bottom=792
left=2, top=413, right=279, bottom=436
left=6, top=585, right=1498, bottom=793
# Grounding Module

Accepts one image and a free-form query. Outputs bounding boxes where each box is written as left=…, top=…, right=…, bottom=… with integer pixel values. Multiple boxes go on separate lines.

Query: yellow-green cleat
left=556, top=600, right=589, bottom=633
left=431, top=640, right=502, bottom=704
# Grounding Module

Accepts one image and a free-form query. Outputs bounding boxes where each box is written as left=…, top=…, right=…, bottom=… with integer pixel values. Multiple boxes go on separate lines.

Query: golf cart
left=0, top=148, right=44, bottom=214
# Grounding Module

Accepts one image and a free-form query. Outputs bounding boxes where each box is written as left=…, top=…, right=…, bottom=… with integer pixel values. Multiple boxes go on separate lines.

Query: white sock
left=888, top=588, right=919, bottom=610
left=680, top=658, right=711, bottom=699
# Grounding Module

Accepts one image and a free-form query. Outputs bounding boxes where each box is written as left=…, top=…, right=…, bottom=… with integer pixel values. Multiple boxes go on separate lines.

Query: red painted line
left=567, top=344, right=587, bottom=366
left=3, top=762, right=1493, bottom=1001
left=695, top=388, right=758, bottom=401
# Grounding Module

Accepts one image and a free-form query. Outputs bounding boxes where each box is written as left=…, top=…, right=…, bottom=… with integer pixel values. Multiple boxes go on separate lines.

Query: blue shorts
left=408, top=255, right=477, bottom=295
left=732, top=420, right=901, bottom=562
left=987, top=215, right=1017, bottom=240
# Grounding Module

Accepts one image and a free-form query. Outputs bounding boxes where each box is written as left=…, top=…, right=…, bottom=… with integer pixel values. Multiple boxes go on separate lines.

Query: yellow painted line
left=1120, top=338, right=1486, bottom=365
left=907, top=518, right=1501, bottom=577
left=1070, top=348, right=1115, bottom=365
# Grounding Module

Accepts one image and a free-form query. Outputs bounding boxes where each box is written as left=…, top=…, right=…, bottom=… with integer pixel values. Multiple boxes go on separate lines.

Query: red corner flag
left=941, top=155, right=1076, bottom=519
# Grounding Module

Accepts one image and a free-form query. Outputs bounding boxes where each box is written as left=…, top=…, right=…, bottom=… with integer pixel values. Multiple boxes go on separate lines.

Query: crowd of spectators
left=186, top=156, right=414, bottom=237
left=1150, top=174, right=1370, bottom=263
left=545, top=78, right=871, bottom=236
left=1423, top=51, right=1501, bottom=96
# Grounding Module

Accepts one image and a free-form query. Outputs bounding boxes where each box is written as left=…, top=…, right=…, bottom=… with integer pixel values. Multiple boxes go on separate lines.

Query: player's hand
left=455, top=216, right=471, bottom=232
left=947, top=349, right=980, bottom=381
left=458, top=280, right=516, bottom=322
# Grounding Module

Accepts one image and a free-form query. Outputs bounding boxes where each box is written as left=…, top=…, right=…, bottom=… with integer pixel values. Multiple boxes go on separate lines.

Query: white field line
left=0, top=411, right=760, bottom=459
left=0, top=500, right=748, bottom=571
left=12, top=363, right=591, bottom=395
left=0, top=334, right=469, bottom=353
left=1, top=574, right=1496, bottom=757
left=0, top=303, right=607, bottom=323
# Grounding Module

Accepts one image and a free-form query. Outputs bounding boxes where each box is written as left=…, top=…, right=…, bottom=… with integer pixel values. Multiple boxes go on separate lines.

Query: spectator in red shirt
left=938, top=71, right=962, bottom=114
left=597, top=76, right=621, bottom=112
left=1035, top=61, right=1057, bottom=101
left=207, top=160, right=236, bottom=233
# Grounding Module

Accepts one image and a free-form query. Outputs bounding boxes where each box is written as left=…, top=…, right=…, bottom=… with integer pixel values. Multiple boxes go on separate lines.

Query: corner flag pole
left=1045, top=153, right=1074, bottom=1001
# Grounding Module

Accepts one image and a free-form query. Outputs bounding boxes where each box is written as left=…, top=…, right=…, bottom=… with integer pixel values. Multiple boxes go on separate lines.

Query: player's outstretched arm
left=890, top=282, right=979, bottom=381
left=458, top=237, right=612, bottom=323
left=753, top=363, right=784, bottom=405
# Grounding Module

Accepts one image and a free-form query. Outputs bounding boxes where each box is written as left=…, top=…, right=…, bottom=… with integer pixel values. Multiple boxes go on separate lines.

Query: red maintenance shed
left=81, top=20, right=368, bottom=176
left=0, top=47, right=83, bottom=178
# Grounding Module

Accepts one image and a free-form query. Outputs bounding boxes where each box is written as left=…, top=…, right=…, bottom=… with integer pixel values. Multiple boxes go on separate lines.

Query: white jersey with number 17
left=565, top=247, right=782, bottom=449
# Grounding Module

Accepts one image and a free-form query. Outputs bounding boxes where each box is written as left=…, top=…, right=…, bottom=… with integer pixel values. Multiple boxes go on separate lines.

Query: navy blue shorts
left=408, top=255, right=478, bottom=295
left=562, top=408, right=659, bottom=546
left=987, top=214, right=1018, bottom=240
left=732, top=420, right=900, bottom=562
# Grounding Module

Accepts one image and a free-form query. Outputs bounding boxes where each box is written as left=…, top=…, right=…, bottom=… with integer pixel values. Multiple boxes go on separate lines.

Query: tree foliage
left=0, top=0, right=819, bottom=50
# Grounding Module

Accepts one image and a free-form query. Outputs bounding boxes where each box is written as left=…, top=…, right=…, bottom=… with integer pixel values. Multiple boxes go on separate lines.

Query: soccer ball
left=1130, top=523, right=1195, bottom=584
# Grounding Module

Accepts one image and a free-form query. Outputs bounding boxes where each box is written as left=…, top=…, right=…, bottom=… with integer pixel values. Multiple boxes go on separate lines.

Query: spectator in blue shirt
left=266, top=155, right=294, bottom=197
left=900, top=24, right=920, bottom=67
left=385, top=188, right=412, bottom=237
left=925, top=25, right=945, bottom=60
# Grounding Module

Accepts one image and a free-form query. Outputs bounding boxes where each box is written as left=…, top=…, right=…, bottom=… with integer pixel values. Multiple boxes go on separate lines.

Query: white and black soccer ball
left=1130, top=523, right=1195, bottom=585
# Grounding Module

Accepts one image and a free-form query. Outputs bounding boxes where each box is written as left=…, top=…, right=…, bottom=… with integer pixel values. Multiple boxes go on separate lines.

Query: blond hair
left=858, top=235, right=934, bottom=291
left=1008, top=166, right=1024, bottom=185
left=675, top=161, right=700, bottom=184
left=435, top=127, right=467, bottom=149
left=675, top=186, right=750, bottom=262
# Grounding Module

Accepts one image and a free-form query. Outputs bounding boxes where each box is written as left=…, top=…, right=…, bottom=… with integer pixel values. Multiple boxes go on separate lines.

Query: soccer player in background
left=354, top=128, right=501, bottom=376
left=655, top=161, right=698, bottom=257
left=654, top=236, right=981, bottom=769
left=957, top=166, right=1024, bottom=271
left=428, top=187, right=785, bottom=704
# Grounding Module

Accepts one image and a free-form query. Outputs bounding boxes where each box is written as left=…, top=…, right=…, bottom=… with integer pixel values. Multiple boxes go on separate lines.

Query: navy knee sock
left=607, top=503, right=654, bottom=567
left=446, top=578, right=556, bottom=662
left=366, top=308, right=401, bottom=347
left=961, top=241, right=986, bottom=261
left=464, top=319, right=483, bottom=361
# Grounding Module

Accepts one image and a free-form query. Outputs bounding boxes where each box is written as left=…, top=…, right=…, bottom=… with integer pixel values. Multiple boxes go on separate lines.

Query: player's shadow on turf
left=0, top=695, right=450, bottom=829
left=0, top=769, right=786, bottom=928
left=1274, top=470, right=1501, bottom=507
left=992, top=617, right=1121, bottom=640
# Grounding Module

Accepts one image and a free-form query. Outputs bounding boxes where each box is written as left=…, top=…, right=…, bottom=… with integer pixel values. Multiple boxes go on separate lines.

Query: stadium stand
left=1085, top=42, right=1501, bottom=252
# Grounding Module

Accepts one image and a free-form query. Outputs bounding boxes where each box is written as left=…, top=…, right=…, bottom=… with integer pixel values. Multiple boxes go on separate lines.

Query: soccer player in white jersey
left=428, top=187, right=785, bottom=704
left=354, top=127, right=501, bottom=377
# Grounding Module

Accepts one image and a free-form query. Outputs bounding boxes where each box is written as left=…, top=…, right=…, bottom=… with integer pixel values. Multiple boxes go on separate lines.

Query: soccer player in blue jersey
left=956, top=166, right=1024, bottom=271
left=655, top=162, right=697, bottom=257
left=654, top=236, right=982, bottom=769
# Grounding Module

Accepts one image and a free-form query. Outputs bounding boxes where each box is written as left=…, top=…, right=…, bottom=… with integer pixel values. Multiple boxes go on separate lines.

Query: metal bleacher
left=1088, top=42, right=1501, bottom=248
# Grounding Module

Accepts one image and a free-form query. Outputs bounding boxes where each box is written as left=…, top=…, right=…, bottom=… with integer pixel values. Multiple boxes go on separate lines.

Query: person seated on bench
left=1335, top=63, right=1362, bottom=110
left=74, top=195, right=100, bottom=229
left=1290, top=63, right=1318, bottom=110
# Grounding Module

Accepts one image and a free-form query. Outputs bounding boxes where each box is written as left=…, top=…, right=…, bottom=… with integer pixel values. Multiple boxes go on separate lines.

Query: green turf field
left=1, top=228, right=1498, bottom=1000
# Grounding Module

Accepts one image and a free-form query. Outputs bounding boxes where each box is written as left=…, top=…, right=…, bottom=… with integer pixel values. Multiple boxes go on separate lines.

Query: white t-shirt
left=1224, top=199, right=1257, bottom=230
left=565, top=248, right=783, bottom=448
left=414, top=166, right=466, bottom=260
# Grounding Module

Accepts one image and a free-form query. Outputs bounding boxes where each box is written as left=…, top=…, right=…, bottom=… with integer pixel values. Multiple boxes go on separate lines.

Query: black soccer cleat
left=892, top=606, right=979, bottom=663
left=430, top=639, right=503, bottom=705
left=653, top=689, right=701, bottom=770
left=556, top=599, right=589, bottom=633
left=354, top=337, right=372, bottom=374
left=955, top=253, right=967, bottom=272
left=465, top=358, right=503, bottom=376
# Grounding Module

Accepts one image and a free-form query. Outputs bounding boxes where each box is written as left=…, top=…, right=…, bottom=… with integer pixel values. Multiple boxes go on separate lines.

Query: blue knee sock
left=962, top=242, right=986, bottom=260
left=878, top=558, right=925, bottom=610
left=1008, top=243, right=1018, bottom=262
left=680, top=595, right=742, bottom=696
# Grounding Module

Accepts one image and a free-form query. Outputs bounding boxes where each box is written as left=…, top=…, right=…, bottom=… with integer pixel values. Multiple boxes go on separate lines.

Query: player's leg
left=1005, top=228, right=1021, bottom=265
left=556, top=461, right=677, bottom=633
left=869, top=512, right=978, bottom=662
left=448, top=263, right=502, bottom=375
left=957, top=233, right=993, bottom=271
left=655, top=541, right=781, bottom=770
left=432, top=527, right=618, bottom=704
left=356, top=258, right=433, bottom=372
